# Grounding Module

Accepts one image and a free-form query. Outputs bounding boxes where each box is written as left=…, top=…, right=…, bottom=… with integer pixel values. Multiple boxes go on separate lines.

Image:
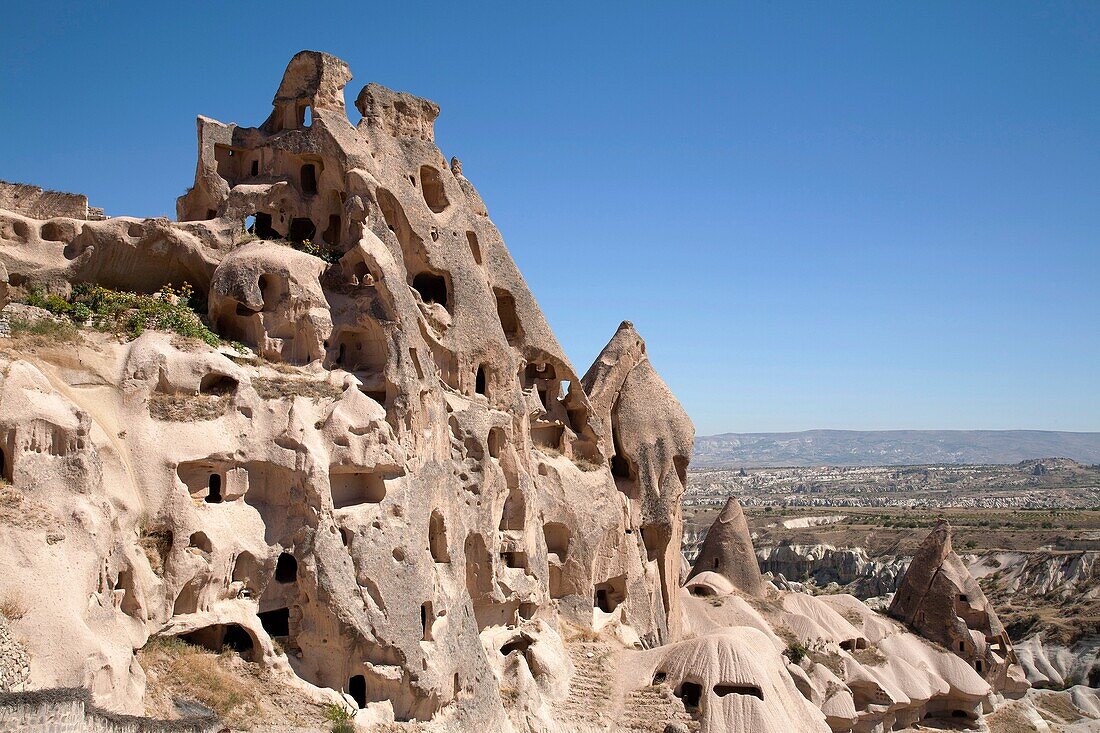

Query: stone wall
left=0, top=181, right=102, bottom=220
left=0, top=689, right=219, bottom=733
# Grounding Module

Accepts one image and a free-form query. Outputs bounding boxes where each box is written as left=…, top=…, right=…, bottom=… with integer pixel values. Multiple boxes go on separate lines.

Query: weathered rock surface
left=0, top=50, right=1086, bottom=733
left=889, top=520, right=1030, bottom=696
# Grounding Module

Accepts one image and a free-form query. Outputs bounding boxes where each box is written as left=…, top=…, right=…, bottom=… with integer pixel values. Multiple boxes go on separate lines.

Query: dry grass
left=809, top=649, right=845, bottom=676
left=573, top=456, right=605, bottom=472
left=0, top=590, right=27, bottom=620
left=138, top=519, right=173, bottom=575
left=0, top=483, right=58, bottom=532
left=3, top=316, right=81, bottom=348
left=252, top=376, right=343, bottom=401
left=138, top=636, right=329, bottom=729
left=851, top=645, right=887, bottom=666
left=148, top=391, right=231, bottom=421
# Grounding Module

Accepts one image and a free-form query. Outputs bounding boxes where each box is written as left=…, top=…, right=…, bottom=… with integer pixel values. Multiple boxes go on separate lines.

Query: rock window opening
left=258, top=607, right=290, bottom=637
left=594, top=576, right=626, bottom=613
left=349, top=675, right=367, bottom=709
left=299, top=164, right=318, bottom=196
left=0, top=446, right=7, bottom=482
left=712, top=557, right=720, bottom=569
left=250, top=160, right=259, bottom=177
left=352, top=261, right=371, bottom=285
left=206, top=209, right=217, bottom=220
left=199, top=373, right=238, bottom=396
left=248, top=212, right=276, bottom=239
left=676, top=681, right=703, bottom=713
left=188, top=532, right=212, bottom=553
left=419, top=165, right=449, bottom=213
left=274, top=552, right=298, bottom=584
left=245, top=215, right=255, bottom=233
left=487, top=427, right=505, bottom=459
left=959, top=594, right=968, bottom=602
left=500, top=551, right=528, bottom=570
left=690, top=585, right=715, bottom=597
left=714, top=683, right=763, bottom=701
left=330, top=469, right=390, bottom=508
left=652, top=672, right=667, bottom=685
left=975, top=660, right=983, bottom=672
left=543, top=522, right=570, bottom=562
left=475, top=365, right=487, bottom=396
left=298, top=104, right=312, bottom=128
left=958, top=641, right=965, bottom=653
left=429, top=510, right=450, bottom=563
left=206, top=474, right=223, bottom=504
left=181, top=624, right=254, bottom=659
left=323, top=214, right=341, bottom=246
left=288, top=217, right=316, bottom=243
left=411, top=272, right=448, bottom=309
left=499, top=635, right=531, bottom=657
left=495, top=289, right=521, bottom=342
left=519, top=602, right=536, bottom=620
left=467, top=231, right=482, bottom=264
left=421, top=601, right=434, bottom=640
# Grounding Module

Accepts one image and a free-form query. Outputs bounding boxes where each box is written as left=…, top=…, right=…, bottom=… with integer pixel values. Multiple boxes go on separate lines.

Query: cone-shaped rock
left=889, top=520, right=1028, bottom=694
left=687, top=496, right=765, bottom=597
left=583, top=320, right=695, bottom=644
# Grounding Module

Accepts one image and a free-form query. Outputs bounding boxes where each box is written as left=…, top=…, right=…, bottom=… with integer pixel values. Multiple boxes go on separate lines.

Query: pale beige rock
left=0, top=49, right=1040, bottom=733
left=889, top=520, right=1029, bottom=696
left=687, top=496, right=765, bottom=597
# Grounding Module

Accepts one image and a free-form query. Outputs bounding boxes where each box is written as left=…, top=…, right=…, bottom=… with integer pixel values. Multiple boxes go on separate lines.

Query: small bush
left=784, top=641, right=809, bottom=665
left=292, top=238, right=341, bottom=264
left=323, top=702, right=355, bottom=733
left=6, top=316, right=80, bottom=344
left=24, top=283, right=223, bottom=347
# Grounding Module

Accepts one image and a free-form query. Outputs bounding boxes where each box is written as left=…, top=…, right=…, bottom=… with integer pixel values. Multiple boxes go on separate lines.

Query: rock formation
left=686, top=497, right=764, bottom=597
left=0, top=50, right=1083, bottom=733
left=889, top=520, right=1029, bottom=695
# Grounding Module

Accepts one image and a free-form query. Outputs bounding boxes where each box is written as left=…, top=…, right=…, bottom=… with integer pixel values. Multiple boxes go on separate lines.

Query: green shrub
left=24, top=283, right=225, bottom=347
left=7, top=316, right=80, bottom=343
left=784, top=641, right=809, bottom=665
left=292, top=238, right=341, bottom=264
left=323, top=702, right=355, bottom=733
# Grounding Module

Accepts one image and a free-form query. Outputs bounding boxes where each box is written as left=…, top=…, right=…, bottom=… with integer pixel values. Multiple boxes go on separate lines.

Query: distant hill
left=692, top=430, right=1100, bottom=468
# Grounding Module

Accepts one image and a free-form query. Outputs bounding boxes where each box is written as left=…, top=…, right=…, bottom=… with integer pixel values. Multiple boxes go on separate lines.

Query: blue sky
left=2, top=2, right=1098, bottom=434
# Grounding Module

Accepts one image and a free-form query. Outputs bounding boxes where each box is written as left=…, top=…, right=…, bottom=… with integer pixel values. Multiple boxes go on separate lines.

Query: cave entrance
left=180, top=624, right=254, bottom=659
left=475, top=365, right=487, bottom=396
left=206, top=474, right=223, bottom=504
left=411, top=272, right=448, bottom=309
left=248, top=212, right=277, bottom=239
left=349, top=674, right=366, bottom=709
left=288, top=217, right=316, bottom=243
left=323, top=214, right=341, bottom=245
left=300, top=164, right=318, bottom=196
left=676, top=681, right=703, bottom=713
left=258, top=607, right=290, bottom=637
left=275, top=552, right=298, bottom=584
left=714, top=683, right=763, bottom=700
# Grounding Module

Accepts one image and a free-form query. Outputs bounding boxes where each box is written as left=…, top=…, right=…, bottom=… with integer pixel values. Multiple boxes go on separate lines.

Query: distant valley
left=693, top=429, right=1100, bottom=467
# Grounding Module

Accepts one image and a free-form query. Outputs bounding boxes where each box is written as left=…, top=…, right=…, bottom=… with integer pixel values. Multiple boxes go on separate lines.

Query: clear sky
left=2, top=2, right=1098, bottom=435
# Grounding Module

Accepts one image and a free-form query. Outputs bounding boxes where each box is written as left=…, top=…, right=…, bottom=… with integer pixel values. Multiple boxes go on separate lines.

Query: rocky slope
left=0, top=51, right=1095, bottom=733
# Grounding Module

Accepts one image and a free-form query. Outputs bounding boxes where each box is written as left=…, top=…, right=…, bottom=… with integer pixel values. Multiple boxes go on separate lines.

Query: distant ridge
left=692, top=429, right=1100, bottom=468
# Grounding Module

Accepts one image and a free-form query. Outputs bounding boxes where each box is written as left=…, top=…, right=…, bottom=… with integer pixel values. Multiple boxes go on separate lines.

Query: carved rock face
left=209, top=242, right=332, bottom=365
